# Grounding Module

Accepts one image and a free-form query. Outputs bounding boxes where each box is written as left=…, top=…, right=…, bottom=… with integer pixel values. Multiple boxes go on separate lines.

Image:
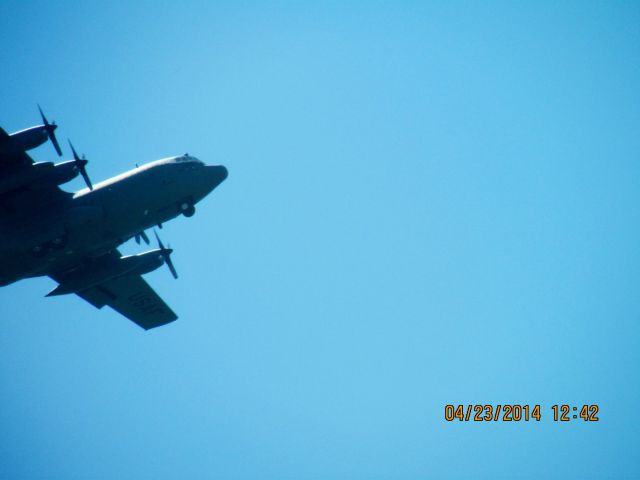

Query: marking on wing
left=128, top=291, right=169, bottom=316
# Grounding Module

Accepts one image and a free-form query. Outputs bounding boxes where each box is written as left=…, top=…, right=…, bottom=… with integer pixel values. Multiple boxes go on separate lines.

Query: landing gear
left=180, top=202, right=195, bottom=218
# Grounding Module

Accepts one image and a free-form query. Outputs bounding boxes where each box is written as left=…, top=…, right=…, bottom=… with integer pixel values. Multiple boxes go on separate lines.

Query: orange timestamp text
left=444, top=404, right=600, bottom=422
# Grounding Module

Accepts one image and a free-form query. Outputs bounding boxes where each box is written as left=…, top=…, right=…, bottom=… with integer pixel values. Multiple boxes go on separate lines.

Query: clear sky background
left=1, top=1, right=639, bottom=478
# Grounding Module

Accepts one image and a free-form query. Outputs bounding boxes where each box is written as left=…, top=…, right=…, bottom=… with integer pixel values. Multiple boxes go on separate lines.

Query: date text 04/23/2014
left=444, top=405, right=599, bottom=422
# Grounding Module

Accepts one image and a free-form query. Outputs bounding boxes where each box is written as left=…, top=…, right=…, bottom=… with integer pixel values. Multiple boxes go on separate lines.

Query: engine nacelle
left=127, top=251, right=167, bottom=277
left=37, top=160, right=80, bottom=187
left=0, top=126, right=49, bottom=154
left=0, top=161, right=82, bottom=195
left=47, top=250, right=166, bottom=296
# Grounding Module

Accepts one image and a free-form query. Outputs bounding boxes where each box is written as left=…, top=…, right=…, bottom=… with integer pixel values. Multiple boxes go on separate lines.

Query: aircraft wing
left=50, top=249, right=178, bottom=330
left=76, top=274, right=178, bottom=330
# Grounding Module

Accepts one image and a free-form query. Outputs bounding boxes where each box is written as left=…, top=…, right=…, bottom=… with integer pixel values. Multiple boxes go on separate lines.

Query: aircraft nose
left=216, top=165, right=229, bottom=181
left=205, top=165, right=228, bottom=189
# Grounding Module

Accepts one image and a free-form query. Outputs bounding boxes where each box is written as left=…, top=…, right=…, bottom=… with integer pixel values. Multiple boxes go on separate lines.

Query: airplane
left=0, top=107, right=228, bottom=330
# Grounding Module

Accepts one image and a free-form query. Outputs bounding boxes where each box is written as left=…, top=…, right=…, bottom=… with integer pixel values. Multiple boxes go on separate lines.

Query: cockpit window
left=172, top=155, right=203, bottom=165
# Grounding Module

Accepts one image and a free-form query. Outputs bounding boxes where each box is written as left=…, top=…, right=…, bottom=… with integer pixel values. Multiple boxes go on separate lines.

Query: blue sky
left=1, top=1, right=639, bottom=478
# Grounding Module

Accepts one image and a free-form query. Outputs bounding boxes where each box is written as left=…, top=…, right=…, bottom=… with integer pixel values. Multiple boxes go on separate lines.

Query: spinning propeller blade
left=154, top=230, right=178, bottom=279
left=38, top=104, right=62, bottom=156
left=68, top=140, right=93, bottom=190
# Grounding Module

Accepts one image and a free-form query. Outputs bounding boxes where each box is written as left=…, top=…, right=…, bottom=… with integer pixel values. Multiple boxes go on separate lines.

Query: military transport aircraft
left=0, top=107, right=227, bottom=329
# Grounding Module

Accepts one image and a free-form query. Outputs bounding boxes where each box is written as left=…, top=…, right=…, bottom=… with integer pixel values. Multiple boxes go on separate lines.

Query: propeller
left=68, top=140, right=93, bottom=190
left=37, top=104, right=62, bottom=156
left=154, top=230, right=178, bottom=279
left=135, top=230, right=150, bottom=245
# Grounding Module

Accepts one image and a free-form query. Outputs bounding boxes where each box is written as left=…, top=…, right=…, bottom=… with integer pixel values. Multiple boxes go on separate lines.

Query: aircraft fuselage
left=0, top=155, right=227, bottom=286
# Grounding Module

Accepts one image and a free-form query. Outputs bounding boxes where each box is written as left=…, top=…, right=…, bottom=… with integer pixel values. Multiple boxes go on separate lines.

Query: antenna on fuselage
left=134, top=230, right=150, bottom=245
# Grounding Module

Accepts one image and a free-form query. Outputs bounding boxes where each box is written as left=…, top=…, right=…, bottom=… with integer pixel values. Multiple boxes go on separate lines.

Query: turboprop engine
left=47, top=232, right=177, bottom=296
left=0, top=106, right=62, bottom=156
left=47, top=250, right=166, bottom=296
left=0, top=161, right=84, bottom=195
